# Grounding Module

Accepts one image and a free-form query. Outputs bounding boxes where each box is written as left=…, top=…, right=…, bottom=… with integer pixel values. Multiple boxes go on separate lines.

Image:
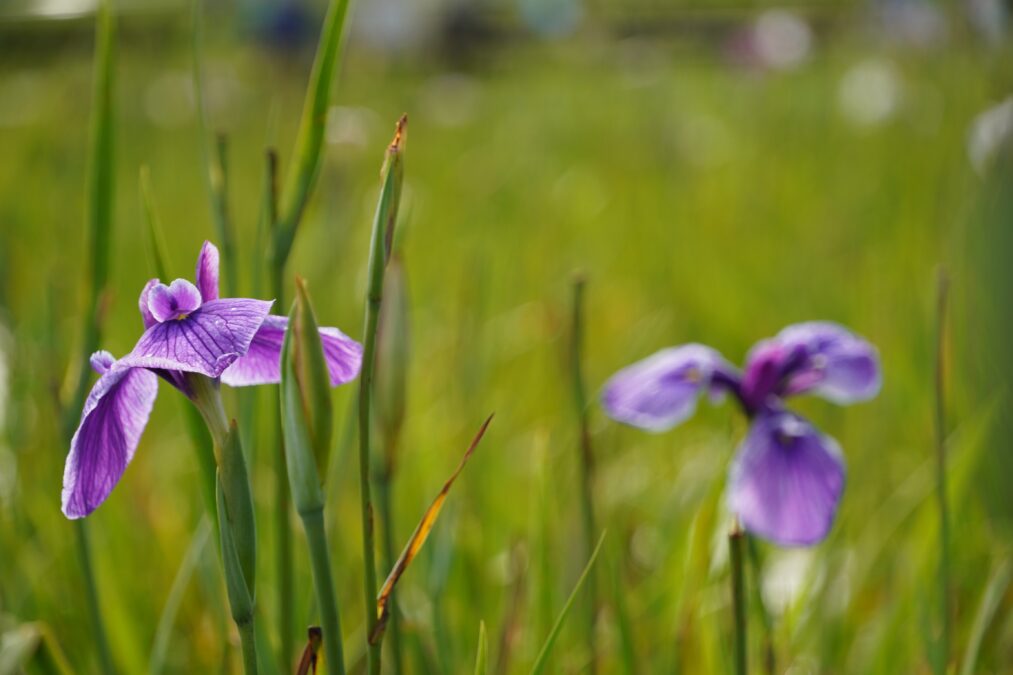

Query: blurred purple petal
left=148, top=279, right=203, bottom=323
left=122, top=298, right=273, bottom=378
left=62, top=364, right=159, bottom=518
left=728, top=410, right=846, bottom=546
left=138, top=278, right=160, bottom=329
left=195, top=241, right=220, bottom=302
left=90, top=350, right=115, bottom=375
left=601, top=344, right=735, bottom=432
left=776, top=322, right=881, bottom=404
left=221, top=315, right=363, bottom=387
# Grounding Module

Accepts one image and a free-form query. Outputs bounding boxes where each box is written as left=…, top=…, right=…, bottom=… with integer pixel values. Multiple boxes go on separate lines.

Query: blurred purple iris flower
left=602, top=322, right=880, bottom=546
left=61, top=241, right=363, bottom=519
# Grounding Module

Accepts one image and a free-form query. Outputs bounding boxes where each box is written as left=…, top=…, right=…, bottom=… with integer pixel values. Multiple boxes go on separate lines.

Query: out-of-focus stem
left=358, top=290, right=382, bottom=675
left=377, top=457, right=404, bottom=675
left=569, top=275, right=597, bottom=673
left=729, top=525, right=748, bottom=675
left=74, top=521, right=116, bottom=675
left=934, top=268, right=951, bottom=674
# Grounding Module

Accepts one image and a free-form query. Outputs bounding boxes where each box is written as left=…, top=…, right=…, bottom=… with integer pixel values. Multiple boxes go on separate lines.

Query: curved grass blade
left=959, top=559, right=1012, bottom=675
left=275, top=0, right=352, bottom=264
left=148, top=517, right=212, bottom=675
left=372, top=415, right=494, bottom=643
left=530, top=532, right=607, bottom=675
left=0, top=621, right=75, bottom=675
left=473, top=621, right=488, bottom=675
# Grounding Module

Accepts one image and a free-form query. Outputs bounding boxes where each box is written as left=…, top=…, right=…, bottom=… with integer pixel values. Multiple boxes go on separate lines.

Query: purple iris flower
left=602, top=322, right=881, bottom=547
left=61, top=241, right=363, bottom=519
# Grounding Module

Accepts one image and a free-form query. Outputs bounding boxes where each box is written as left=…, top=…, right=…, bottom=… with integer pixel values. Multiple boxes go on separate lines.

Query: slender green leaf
left=139, top=165, right=169, bottom=281
left=473, top=621, right=487, bottom=675
left=149, top=518, right=212, bottom=675
left=959, top=559, right=1012, bottom=675
left=530, top=532, right=606, bottom=675
left=276, top=0, right=352, bottom=264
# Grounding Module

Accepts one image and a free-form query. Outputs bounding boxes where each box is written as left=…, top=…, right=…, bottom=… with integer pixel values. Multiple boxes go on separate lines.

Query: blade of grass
left=61, top=2, right=117, bottom=672
left=729, top=526, right=747, bottom=675
left=569, top=274, right=598, bottom=673
left=149, top=517, right=212, bottom=675
left=373, top=415, right=493, bottom=641
left=529, top=531, right=606, bottom=675
left=191, top=0, right=235, bottom=296
left=959, top=558, right=1012, bottom=675
left=933, top=267, right=951, bottom=675
left=275, top=0, right=352, bottom=266
left=526, top=531, right=603, bottom=672
left=473, top=621, right=488, bottom=675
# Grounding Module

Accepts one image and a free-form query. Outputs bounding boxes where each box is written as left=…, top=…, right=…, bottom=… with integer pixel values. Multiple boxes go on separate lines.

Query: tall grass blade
left=933, top=267, right=951, bottom=675
left=473, top=621, right=488, bottom=675
left=275, top=0, right=352, bottom=265
left=529, top=531, right=606, bottom=675
left=191, top=0, right=235, bottom=295
left=149, top=518, right=212, bottom=675
left=959, top=559, right=1011, bottom=675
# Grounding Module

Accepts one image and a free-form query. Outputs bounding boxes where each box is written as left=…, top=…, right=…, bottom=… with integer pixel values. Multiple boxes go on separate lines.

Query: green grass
left=1, top=16, right=1012, bottom=674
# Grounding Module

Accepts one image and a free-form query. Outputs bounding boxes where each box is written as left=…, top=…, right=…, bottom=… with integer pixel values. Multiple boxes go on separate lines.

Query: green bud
left=367, top=115, right=406, bottom=304
left=216, top=421, right=257, bottom=624
left=280, top=277, right=333, bottom=514
left=375, top=255, right=410, bottom=472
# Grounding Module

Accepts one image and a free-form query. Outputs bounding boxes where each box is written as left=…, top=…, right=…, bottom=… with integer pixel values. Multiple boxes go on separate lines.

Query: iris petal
left=195, top=240, right=220, bottom=302
left=62, top=364, right=159, bottom=518
left=601, top=344, right=736, bottom=432
left=138, top=279, right=160, bottom=329
left=728, top=410, right=846, bottom=546
left=221, top=315, right=363, bottom=387
left=777, top=322, right=881, bottom=404
left=121, top=298, right=273, bottom=379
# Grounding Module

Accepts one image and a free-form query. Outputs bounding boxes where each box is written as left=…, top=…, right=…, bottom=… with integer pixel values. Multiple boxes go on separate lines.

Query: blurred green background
left=2, top=0, right=1013, bottom=672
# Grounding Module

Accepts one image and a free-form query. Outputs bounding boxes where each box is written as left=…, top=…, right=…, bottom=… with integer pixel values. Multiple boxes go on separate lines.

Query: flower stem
left=569, top=275, right=598, bottom=673
left=729, top=525, right=748, bottom=675
left=376, top=460, right=404, bottom=675
left=301, top=508, right=347, bottom=675
left=933, top=268, right=951, bottom=674
left=358, top=292, right=382, bottom=675
left=238, top=619, right=259, bottom=675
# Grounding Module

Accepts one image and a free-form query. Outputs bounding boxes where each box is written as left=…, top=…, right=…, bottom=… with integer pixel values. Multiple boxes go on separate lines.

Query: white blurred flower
left=761, top=548, right=816, bottom=614
left=753, top=10, right=813, bottom=70
left=968, top=97, right=1013, bottom=175
left=838, top=59, right=903, bottom=128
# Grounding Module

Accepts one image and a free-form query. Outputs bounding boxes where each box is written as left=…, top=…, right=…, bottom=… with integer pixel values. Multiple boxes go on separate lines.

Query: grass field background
left=1, top=4, right=1012, bottom=673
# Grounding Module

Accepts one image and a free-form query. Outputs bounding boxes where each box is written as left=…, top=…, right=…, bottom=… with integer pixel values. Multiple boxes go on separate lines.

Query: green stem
left=301, top=508, right=347, bottom=675
left=74, top=521, right=117, bottom=675
left=377, top=462, right=404, bottom=675
left=358, top=294, right=382, bottom=675
left=934, top=269, right=951, bottom=674
left=569, top=276, right=597, bottom=674
left=272, top=283, right=295, bottom=669
left=729, top=526, right=747, bottom=675
left=239, top=620, right=259, bottom=675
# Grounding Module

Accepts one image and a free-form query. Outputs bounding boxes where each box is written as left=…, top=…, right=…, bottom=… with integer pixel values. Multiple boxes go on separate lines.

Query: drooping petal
left=601, top=344, right=736, bottom=432
left=221, top=315, right=363, bottom=388
left=121, top=298, right=273, bottom=379
left=148, top=279, right=203, bottom=323
left=62, top=364, right=159, bottom=518
left=728, top=410, right=846, bottom=546
left=776, top=322, right=881, bottom=404
left=195, top=240, right=220, bottom=302
left=139, top=278, right=160, bottom=329
left=740, top=338, right=793, bottom=410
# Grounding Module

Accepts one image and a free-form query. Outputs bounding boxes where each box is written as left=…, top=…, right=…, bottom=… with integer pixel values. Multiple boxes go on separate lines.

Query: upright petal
left=148, top=279, right=203, bottom=323
left=776, top=322, right=881, bottom=404
left=121, top=298, right=273, bottom=379
left=728, top=410, right=846, bottom=546
left=138, top=278, right=160, bottom=329
left=62, top=365, right=159, bottom=518
left=601, top=344, right=736, bottom=432
left=221, top=315, right=363, bottom=388
left=195, top=241, right=220, bottom=302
